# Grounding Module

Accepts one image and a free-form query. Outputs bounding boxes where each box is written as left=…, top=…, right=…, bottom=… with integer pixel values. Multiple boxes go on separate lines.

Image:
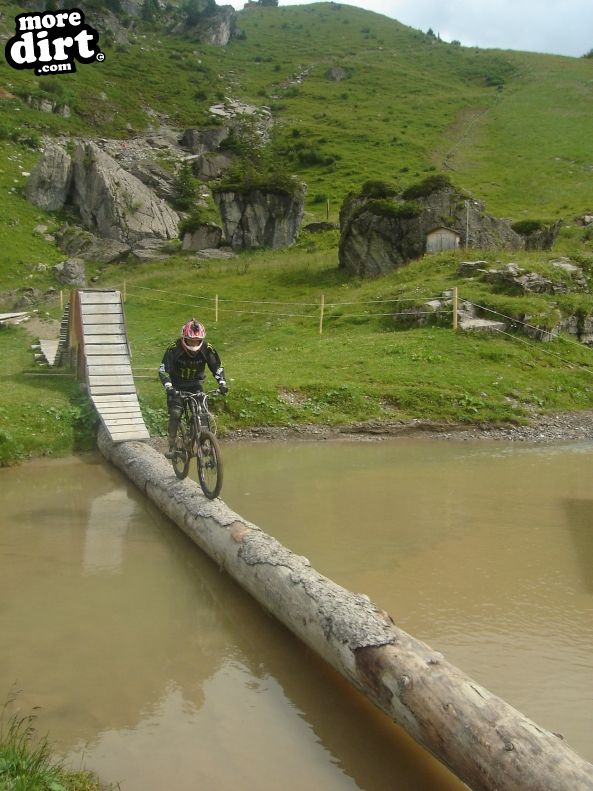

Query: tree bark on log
left=98, top=430, right=593, bottom=791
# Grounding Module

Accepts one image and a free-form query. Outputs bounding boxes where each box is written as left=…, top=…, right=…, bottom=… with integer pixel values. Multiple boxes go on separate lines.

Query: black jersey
left=159, top=339, right=224, bottom=391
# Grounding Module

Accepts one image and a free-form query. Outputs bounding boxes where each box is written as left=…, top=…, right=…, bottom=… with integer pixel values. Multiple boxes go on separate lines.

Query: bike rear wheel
left=197, top=430, right=223, bottom=499
left=171, top=421, right=191, bottom=480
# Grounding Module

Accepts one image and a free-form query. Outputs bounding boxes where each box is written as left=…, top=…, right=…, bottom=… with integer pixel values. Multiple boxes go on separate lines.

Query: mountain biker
left=159, top=319, right=228, bottom=458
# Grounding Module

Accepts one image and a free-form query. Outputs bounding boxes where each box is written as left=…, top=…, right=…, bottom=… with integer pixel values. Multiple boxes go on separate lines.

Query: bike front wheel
left=197, top=430, right=223, bottom=499
left=171, top=422, right=191, bottom=480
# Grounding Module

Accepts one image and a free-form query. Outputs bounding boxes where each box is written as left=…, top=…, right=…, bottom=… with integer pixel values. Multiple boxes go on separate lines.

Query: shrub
left=402, top=174, right=452, bottom=200
left=511, top=219, right=546, bottom=235
left=360, top=180, right=397, bottom=199
left=174, top=163, right=199, bottom=211
left=178, top=207, right=209, bottom=237
left=355, top=199, right=422, bottom=221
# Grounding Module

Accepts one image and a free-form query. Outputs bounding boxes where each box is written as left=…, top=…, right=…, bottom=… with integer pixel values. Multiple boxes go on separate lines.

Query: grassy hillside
left=2, top=1, right=593, bottom=463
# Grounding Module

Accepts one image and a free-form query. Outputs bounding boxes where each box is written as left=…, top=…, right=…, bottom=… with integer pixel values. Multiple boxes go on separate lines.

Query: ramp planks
left=79, top=290, right=150, bottom=443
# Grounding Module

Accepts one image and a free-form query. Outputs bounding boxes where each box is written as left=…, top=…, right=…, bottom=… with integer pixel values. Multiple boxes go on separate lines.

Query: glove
left=218, top=380, right=228, bottom=395
left=165, top=382, right=177, bottom=396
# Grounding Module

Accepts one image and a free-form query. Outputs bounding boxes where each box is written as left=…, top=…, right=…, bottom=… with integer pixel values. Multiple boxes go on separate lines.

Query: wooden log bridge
left=98, top=430, right=593, bottom=791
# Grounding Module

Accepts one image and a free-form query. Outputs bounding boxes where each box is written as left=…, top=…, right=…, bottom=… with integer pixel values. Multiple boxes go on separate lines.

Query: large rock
left=214, top=186, right=305, bottom=249
left=339, top=185, right=524, bottom=277
left=172, top=5, right=236, bottom=45
left=182, top=223, right=223, bottom=251
left=56, top=224, right=131, bottom=264
left=192, top=152, right=233, bottom=181
left=70, top=142, right=179, bottom=244
left=25, top=143, right=73, bottom=211
left=52, top=258, right=86, bottom=286
left=180, top=126, right=230, bottom=154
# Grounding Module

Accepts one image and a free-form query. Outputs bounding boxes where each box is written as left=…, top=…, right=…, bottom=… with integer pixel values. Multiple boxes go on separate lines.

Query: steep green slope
left=2, top=1, right=591, bottom=226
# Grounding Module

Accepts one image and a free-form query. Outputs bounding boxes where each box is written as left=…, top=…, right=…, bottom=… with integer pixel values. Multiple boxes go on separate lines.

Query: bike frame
left=178, top=390, right=217, bottom=441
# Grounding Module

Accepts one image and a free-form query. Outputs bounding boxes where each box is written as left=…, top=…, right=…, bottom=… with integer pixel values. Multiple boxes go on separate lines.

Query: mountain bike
left=170, top=389, right=224, bottom=499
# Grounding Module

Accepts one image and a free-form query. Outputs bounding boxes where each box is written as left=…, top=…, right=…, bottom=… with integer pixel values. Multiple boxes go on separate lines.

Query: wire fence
left=13, top=283, right=593, bottom=382
left=122, top=280, right=451, bottom=333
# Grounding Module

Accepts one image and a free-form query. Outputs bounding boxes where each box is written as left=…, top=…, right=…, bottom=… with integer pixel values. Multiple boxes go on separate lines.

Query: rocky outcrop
left=339, top=184, right=526, bottom=277
left=52, top=258, right=86, bottom=287
left=128, top=159, right=178, bottom=202
left=25, top=143, right=73, bottom=211
left=70, top=142, right=179, bottom=244
left=181, top=223, right=223, bottom=251
left=325, top=66, right=350, bottom=81
left=458, top=258, right=587, bottom=294
left=24, top=95, right=71, bottom=117
left=27, top=141, right=180, bottom=249
left=214, top=186, right=305, bottom=249
left=192, top=152, right=233, bottom=181
left=55, top=225, right=131, bottom=264
left=180, top=126, right=230, bottom=155
left=173, top=5, right=236, bottom=45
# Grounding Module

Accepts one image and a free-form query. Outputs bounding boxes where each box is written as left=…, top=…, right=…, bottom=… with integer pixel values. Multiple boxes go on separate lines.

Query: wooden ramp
left=78, top=290, right=150, bottom=443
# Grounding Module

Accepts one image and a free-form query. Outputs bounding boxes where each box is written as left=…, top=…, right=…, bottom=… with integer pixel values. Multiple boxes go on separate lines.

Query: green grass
left=3, top=3, right=593, bottom=462
left=0, top=697, right=112, bottom=791
left=0, top=325, right=97, bottom=465
left=4, top=233, right=593, bottom=464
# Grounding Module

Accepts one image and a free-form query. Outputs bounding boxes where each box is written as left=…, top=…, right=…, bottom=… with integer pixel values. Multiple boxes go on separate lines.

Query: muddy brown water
left=1, top=438, right=592, bottom=790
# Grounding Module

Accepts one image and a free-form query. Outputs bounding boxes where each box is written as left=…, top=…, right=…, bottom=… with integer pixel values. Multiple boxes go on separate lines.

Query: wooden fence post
left=326, top=199, right=330, bottom=221
left=123, top=279, right=127, bottom=303
left=319, top=294, right=325, bottom=335
left=215, top=294, right=219, bottom=324
left=452, top=286, right=458, bottom=331
left=59, top=290, right=63, bottom=311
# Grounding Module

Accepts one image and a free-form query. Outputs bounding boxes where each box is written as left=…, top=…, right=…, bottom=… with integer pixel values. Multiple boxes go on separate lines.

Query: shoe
left=164, top=448, right=175, bottom=459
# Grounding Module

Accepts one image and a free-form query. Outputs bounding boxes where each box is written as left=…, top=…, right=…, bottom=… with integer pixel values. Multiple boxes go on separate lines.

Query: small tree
left=174, top=163, right=200, bottom=211
left=141, top=0, right=161, bottom=22
left=182, top=0, right=215, bottom=26
left=583, top=48, right=593, bottom=59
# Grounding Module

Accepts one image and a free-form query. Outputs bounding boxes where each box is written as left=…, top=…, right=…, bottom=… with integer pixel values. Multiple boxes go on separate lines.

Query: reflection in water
left=84, top=491, right=135, bottom=575
left=1, top=440, right=593, bottom=788
left=564, top=499, right=593, bottom=593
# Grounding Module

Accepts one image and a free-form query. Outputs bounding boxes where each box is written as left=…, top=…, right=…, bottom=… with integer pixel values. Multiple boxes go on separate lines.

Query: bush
left=511, top=219, right=546, bottom=235
left=355, top=199, right=422, bottom=221
left=360, top=179, right=397, bottom=199
left=178, top=207, right=209, bottom=237
left=402, top=174, right=452, bottom=200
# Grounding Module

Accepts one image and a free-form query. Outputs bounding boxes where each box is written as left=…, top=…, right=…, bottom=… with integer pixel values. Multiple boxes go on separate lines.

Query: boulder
left=129, top=238, right=175, bottom=261
left=192, top=151, right=233, bottom=181
left=25, top=143, right=73, bottom=211
left=214, top=186, right=306, bottom=249
left=181, top=223, right=223, bottom=251
left=56, top=225, right=131, bottom=264
left=339, top=185, right=524, bottom=277
left=325, top=66, right=350, bottom=81
left=14, top=288, right=42, bottom=309
left=519, top=220, right=562, bottom=251
left=195, top=248, right=236, bottom=259
left=176, top=5, right=237, bottom=46
left=52, top=258, right=86, bottom=287
left=180, top=126, right=230, bottom=155
left=70, top=142, right=179, bottom=245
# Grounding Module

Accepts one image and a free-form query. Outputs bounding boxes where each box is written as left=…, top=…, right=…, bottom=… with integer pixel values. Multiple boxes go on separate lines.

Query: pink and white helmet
left=181, top=319, right=206, bottom=353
